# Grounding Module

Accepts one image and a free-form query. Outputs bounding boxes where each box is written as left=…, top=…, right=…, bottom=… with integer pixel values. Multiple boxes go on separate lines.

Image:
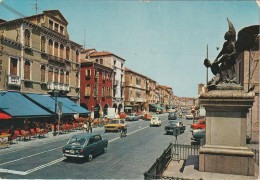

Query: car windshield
left=129, top=113, right=135, bottom=116
left=169, top=121, right=178, bottom=126
left=110, top=120, right=119, bottom=124
left=68, top=137, right=86, bottom=146
left=169, top=113, right=176, bottom=116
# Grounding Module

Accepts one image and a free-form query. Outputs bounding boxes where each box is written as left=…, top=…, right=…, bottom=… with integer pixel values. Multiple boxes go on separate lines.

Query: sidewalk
left=0, top=127, right=104, bottom=153
left=163, top=156, right=259, bottom=180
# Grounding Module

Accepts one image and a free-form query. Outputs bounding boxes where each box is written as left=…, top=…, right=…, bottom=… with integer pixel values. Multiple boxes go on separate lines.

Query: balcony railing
left=121, top=82, right=125, bottom=87
left=47, top=82, right=54, bottom=90
left=7, top=75, right=21, bottom=86
left=64, top=84, right=70, bottom=91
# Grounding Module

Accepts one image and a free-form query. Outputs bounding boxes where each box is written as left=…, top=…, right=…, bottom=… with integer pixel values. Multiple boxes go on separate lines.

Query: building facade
left=235, top=35, right=259, bottom=143
left=80, top=59, right=113, bottom=119
left=124, top=68, right=147, bottom=113
left=0, top=10, right=81, bottom=102
left=83, top=50, right=125, bottom=113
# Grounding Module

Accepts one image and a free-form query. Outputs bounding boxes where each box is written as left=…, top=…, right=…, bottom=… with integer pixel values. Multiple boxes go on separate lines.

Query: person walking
left=88, top=120, right=92, bottom=133
left=83, top=121, right=88, bottom=132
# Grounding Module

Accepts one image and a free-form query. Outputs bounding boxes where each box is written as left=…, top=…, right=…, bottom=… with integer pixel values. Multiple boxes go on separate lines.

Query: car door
left=94, top=135, right=103, bottom=153
left=86, top=136, right=96, bottom=155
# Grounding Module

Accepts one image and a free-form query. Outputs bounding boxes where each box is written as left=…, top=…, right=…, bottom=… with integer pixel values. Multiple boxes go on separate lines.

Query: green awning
left=157, top=105, right=164, bottom=110
left=124, top=107, right=132, bottom=110
left=150, top=104, right=164, bottom=110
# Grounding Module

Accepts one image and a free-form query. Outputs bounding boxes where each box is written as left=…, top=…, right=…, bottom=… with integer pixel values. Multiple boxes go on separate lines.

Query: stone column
left=199, top=87, right=255, bottom=176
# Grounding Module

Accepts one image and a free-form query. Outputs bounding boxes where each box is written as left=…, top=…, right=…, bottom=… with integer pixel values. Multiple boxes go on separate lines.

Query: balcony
left=64, top=84, right=70, bottom=92
left=121, top=82, right=125, bottom=87
left=49, top=55, right=64, bottom=64
left=7, top=75, right=21, bottom=86
left=47, top=82, right=54, bottom=90
left=113, top=80, right=119, bottom=86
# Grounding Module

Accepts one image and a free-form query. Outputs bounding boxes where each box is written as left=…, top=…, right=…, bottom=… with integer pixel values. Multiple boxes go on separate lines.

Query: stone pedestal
left=199, top=88, right=255, bottom=176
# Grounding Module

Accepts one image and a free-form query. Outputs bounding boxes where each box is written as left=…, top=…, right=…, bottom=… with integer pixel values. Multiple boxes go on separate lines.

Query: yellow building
left=0, top=10, right=81, bottom=102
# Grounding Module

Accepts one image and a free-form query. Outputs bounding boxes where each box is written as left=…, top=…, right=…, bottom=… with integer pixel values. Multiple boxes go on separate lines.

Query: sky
left=0, top=0, right=259, bottom=98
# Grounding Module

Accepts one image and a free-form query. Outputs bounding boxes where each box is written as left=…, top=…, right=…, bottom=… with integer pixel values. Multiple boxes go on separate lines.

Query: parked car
left=191, top=130, right=251, bottom=144
left=104, top=119, right=125, bottom=132
left=143, top=113, right=152, bottom=120
left=119, top=112, right=128, bottom=119
left=186, top=113, right=194, bottom=119
left=150, top=117, right=161, bottom=127
left=165, top=120, right=186, bottom=134
left=168, top=112, right=177, bottom=120
left=125, top=113, right=139, bottom=121
left=190, top=120, right=206, bottom=130
left=136, top=112, right=145, bottom=119
left=191, top=129, right=205, bottom=142
left=62, top=133, right=108, bottom=161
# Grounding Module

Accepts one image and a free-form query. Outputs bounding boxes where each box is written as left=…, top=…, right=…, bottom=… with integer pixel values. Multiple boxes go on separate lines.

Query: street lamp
left=53, top=89, right=59, bottom=136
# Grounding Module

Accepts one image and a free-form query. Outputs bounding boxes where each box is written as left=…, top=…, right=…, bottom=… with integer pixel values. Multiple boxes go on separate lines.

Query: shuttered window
left=76, top=72, right=79, bottom=87
left=41, top=36, right=46, bottom=52
left=76, top=50, right=79, bottom=63
left=41, top=65, right=46, bottom=82
left=48, top=68, right=53, bottom=82
left=10, top=58, right=18, bottom=75
left=24, top=29, right=30, bottom=47
left=49, top=39, right=53, bottom=55
left=54, top=69, right=58, bottom=82
left=54, top=42, right=58, bottom=57
left=66, top=71, right=69, bottom=84
left=60, top=70, right=64, bottom=83
left=66, top=47, right=70, bottom=60
left=24, top=61, right=30, bottom=80
left=60, top=44, right=64, bottom=59
left=85, top=84, right=91, bottom=96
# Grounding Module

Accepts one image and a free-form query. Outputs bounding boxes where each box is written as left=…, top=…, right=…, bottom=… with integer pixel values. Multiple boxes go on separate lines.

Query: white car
left=186, top=113, right=193, bottom=119
left=150, top=117, right=161, bottom=127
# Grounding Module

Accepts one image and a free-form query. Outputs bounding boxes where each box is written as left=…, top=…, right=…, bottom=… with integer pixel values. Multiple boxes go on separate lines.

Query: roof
left=81, top=49, right=96, bottom=53
left=0, top=91, right=52, bottom=118
left=24, top=93, right=76, bottom=115
left=90, top=51, right=126, bottom=61
left=71, top=133, right=100, bottom=139
left=124, top=67, right=147, bottom=78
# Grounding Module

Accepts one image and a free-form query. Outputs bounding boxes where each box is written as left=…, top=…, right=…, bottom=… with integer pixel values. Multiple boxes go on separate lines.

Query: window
left=95, top=59, right=98, bottom=63
left=60, top=26, right=64, bottom=35
left=86, top=69, right=91, bottom=77
left=88, top=137, right=95, bottom=145
left=49, top=20, right=53, bottom=29
left=48, top=67, right=53, bottom=82
left=100, top=59, right=103, bottom=65
left=54, top=23, right=59, bottom=32
left=85, top=84, right=91, bottom=96
left=114, top=60, right=116, bottom=65
left=60, top=69, right=64, bottom=83
left=76, top=72, right=79, bottom=87
left=10, top=57, right=18, bottom=75
left=24, top=61, right=31, bottom=80
left=54, top=69, right=58, bottom=82
left=94, top=85, right=97, bottom=96
left=49, top=39, right=53, bottom=55
left=66, top=71, right=69, bottom=84
left=54, top=42, right=59, bottom=57
left=24, top=29, right=30, bottom=47
left=41, top=65, right=46, bottom=82
left=60, top=44, right=64, bottom=59
left=102, top=71, right=105, bottom=80
left=76, top=50, right=79, bottom=63
left=94, top=135, right=101, bottom=142
left=106, top=87, right=109, bottom=97
left=66, top=47, right=70, bottom=60
left=41, top=36, right=46, bottom=52
left=102, top=86, right=105, bottom=97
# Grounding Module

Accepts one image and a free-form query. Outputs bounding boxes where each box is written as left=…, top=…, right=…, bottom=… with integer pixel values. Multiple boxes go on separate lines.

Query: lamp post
left=53, top=89, right=59, bottom=136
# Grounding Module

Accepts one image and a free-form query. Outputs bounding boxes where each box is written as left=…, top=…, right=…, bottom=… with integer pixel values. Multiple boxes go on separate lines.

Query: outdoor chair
left=8, top=133, right=17, bottom=144
left=43, top=128, right=49, bottom=137
left=29, top=129, right=37, bottom=139
left=36, top=128, right=44, bottom=137
left=20, top=130, right=31, bottom=140
left=14, top=130, right=23, bottom=141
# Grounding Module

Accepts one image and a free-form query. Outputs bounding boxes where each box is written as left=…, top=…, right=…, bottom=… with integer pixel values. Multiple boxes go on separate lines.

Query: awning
left=24, top=93, right=76, bottom=115
left=0, top=113, right=12, bottom=119
left=150, top=104, right=164, bottom=110
left=53, top=97, right=90, bottom=114
left=124, top=107, right=132, bottom=110
left=0, top=91, right=52, bottom=118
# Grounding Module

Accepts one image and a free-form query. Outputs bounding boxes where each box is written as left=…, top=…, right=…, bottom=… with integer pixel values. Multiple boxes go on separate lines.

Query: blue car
left=62, top=133, right=108, bottom=161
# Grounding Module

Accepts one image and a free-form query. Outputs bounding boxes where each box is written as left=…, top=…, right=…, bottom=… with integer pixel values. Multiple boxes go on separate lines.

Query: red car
left=191, top=120, right=206, bottom=130
left=143, top=113, right=152, bottom=120
left=119, top=112, right=128, bottom=119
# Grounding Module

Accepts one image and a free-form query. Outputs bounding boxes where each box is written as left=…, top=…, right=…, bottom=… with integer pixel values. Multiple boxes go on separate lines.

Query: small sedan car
left=186, top=113, right=194, bottom=119
left=168, top=112, right=177, bottom=120
left=125, top=113, right=139, bottom=121
left=150, top=117, right=161, bottom=127
left=119, top=112, right=128, bottom=119
left=165, top=120, right=186, bottom=134
left=104, top=119, right=125, bottom=132
left=62, top=133, right=108, bottom=161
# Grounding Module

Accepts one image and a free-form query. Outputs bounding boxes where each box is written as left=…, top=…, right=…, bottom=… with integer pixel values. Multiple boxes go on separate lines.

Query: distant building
left=80, top=58, right=113, bottom=118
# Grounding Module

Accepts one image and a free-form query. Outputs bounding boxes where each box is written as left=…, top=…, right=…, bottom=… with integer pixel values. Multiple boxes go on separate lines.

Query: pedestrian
left=88, top=120, right=92, bottom=133
left=83, top=121, right=88, bottom=132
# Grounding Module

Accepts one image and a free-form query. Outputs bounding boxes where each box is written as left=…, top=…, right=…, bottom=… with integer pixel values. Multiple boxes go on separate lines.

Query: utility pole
left=206, top=44, right=208, bottom=85
left=30, top=0, right=39, bottom=15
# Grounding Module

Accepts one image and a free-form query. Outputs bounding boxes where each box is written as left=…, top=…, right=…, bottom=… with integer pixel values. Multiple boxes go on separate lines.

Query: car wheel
left=66, top=157, right=73, bottom=161
left=87, top=153, right=93, bottom=162
left=103, top=146, right=108, bottom=154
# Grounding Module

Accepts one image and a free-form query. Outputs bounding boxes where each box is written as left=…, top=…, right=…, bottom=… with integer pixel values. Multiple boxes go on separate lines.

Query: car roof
left=169, top=120, right=181, bottom=123
left=71, top=133, right=100, bottom=140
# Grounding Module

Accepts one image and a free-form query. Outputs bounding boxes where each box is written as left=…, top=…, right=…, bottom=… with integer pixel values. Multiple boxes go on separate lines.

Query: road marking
left=0, top=147, right=62, bottom=166
left=0, top=123, right=152, bottom=176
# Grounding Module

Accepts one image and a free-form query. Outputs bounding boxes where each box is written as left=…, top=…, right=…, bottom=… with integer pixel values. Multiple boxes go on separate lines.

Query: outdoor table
left=0, top=134, right=11, bottom=148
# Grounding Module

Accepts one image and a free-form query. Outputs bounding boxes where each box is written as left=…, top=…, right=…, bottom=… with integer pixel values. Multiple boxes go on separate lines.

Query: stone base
left=199, top=145, right=255, bottom=176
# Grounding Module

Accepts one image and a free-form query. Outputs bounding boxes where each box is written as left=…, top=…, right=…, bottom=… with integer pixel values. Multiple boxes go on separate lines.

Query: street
left=0, top=113, right=193, bottom=179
